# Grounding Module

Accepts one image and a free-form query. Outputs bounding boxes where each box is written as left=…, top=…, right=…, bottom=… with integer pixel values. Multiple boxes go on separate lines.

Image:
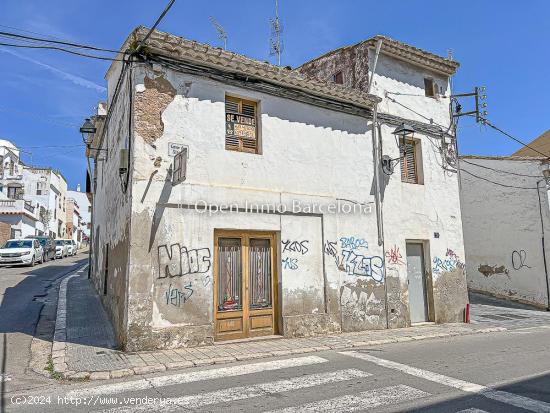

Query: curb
left=63, top=326, right=507, bottom=381
left=29, top=263, right=88, bottom=379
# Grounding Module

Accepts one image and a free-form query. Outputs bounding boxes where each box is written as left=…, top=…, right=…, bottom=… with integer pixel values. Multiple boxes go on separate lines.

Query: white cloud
left=0, top=47, right=106, bottom=93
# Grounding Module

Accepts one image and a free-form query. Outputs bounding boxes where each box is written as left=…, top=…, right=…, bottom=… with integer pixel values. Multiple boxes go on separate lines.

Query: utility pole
left=452, top=86, right=488, bottom=123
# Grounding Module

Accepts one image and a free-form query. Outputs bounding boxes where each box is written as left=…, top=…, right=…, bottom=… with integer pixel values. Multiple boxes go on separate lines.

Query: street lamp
left=79, top=118, right=96, bottom=145
left=391, top=123, right=416, bottom=140
left=381, top=123, right=416, bottom=175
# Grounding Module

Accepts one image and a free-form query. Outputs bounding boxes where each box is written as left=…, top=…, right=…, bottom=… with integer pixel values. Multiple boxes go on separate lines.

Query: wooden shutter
left=225, top=96, right=258, bottom=153
left=400, top=139, right=418, bottom=184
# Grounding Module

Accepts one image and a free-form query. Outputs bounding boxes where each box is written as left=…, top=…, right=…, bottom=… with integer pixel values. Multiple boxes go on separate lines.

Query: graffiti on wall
left=324, top=238, right=384, bottom=282
left=511, top=249, right=531, bottom=270
left=432, top=248, right=464, bottom=274
left=385, top=245, right=405, bottom=266
left=339, top=237, right=368, bottom=251
left=164, top=283, right=194, bottom=307
left=158, top=244, right=211, bottom=278
left=281, top=239, right=309, bottom=271
left=282, top=257, right=299, bottom=270
left=282, top=239, right=309, bottom=255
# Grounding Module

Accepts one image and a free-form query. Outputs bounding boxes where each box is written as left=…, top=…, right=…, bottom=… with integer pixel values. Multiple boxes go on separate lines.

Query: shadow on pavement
left=469, top=291, right=548, bottom=312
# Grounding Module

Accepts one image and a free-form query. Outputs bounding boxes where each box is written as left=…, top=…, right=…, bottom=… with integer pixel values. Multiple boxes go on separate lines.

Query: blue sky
left=0, top=0, right=549, bottom=189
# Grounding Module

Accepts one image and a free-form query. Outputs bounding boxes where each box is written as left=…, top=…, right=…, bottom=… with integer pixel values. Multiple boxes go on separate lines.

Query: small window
left=36, top=182, right=46, bottom=195
left=424, top=78, right=437, bottom=98
left=332, top=71, right=344, bottom=85
left=225, top=96, right=258, bottom=153
left=400, top=139, right=419, bottom=184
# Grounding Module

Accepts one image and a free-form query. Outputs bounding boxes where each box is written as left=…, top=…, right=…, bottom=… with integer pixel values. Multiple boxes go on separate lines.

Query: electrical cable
left=480, top=118, right=550, bottom=159
left=0, top=30, right=119, bottom=53
left=460, top=158, right=542, bottom=178
left=0, top=41, right=124, bottom=61
left=460, top=168, right=539, bottom=190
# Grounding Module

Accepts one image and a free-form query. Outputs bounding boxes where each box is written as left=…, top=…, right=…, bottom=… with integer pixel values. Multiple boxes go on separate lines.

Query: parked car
left=26, top=235, right=56, bottom=261
left=0, top=238, right=44, bottom=266
left=55, top=239, right=69, bottom=258
left=63, top=239, right=77, bottom=256
left=71, top=240, right=78, bottom=255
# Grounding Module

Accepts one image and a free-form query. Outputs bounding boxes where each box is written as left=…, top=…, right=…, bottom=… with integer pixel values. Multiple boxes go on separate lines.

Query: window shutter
left=400, top=140, right=418, bottom=184
left=225, top=96, right=258, bottom=153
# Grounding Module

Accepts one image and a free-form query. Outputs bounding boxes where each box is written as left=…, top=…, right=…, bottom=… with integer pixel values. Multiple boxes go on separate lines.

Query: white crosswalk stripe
left=67, top=355, right=328, bottom=398
left=98, top=369, right=372, bottom=412
left=341, top=351, right=550, bottom=413
left=455, top=409, right=490, bottom=413
left=265, top=384, right=430, bottom=413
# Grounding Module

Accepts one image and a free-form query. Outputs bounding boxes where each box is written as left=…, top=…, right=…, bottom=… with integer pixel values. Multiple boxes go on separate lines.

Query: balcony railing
left=0, top=199, right=37, bottom=218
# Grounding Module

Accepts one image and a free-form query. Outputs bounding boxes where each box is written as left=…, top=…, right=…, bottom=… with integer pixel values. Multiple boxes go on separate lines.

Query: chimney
left=76, top=184, right=81, bottom=192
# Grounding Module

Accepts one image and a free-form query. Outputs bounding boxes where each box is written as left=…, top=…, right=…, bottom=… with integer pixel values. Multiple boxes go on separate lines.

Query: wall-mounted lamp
left=382, top=123, right=417, bottom=175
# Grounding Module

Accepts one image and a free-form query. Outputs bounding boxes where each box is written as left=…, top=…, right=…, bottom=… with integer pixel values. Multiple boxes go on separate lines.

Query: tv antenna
left=269, top=0, right=283, bottom=66
left=209, top=16, right=228, bottom=50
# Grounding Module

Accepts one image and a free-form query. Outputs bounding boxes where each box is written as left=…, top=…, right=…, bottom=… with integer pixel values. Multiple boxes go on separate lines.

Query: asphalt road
left=7, top=326, right=550, bottom=412
left=0, top=253, right=87, bottom=396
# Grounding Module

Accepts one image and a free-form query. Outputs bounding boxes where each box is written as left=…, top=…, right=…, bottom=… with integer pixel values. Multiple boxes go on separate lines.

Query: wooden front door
left=214, top=231, right=278, bottom=341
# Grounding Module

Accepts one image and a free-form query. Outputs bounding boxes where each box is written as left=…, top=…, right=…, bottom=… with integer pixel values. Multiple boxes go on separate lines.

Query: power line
left=135, top=0, right=176, bottom=54
left=460, top=158, right=542, bottom=178
left=0, top=30, right=119, bottom=53
left=480, top=118, right=550, bottom=159
left=460, top=168, right=539, bottom=190
left=0, top=41, right=124, bottom=61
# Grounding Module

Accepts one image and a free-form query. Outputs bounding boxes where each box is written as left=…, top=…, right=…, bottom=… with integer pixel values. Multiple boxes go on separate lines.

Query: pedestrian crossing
left=36, top=353, right=549, bottom=412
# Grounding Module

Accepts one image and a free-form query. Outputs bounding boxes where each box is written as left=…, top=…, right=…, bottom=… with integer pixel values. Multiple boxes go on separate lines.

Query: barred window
left=225, top=96, right=258, bottom=154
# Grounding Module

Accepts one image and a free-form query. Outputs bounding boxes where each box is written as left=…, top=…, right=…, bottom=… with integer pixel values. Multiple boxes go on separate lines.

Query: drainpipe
left=368, top=38, right=390, bottom=328
left=536, top=180, right=550, bottom=311
left=86, top=156, right=94, bottom=279
left=367, top=39, right=383, bottom=95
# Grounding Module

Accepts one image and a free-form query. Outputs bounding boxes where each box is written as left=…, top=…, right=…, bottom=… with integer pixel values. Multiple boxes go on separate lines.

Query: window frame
left=424, top=78, right=437, bottom=98
left=332, top=71, right=344, bottom=85
left=399, top=138, right=420, bottom=185
left=225, top=95, right=260, bottom=154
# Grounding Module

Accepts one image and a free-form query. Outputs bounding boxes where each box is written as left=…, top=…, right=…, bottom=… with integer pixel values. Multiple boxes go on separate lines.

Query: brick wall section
left=297, top=42, right=370, bottom=92
left=0, top=221, right=11, bottom=245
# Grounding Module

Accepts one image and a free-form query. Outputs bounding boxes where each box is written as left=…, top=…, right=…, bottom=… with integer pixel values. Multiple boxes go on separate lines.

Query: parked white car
left=0, top=238, right=44, bottom=266
left=63, top=239, right=78, bottom=256
left=55, top=239, right=69, bottom=258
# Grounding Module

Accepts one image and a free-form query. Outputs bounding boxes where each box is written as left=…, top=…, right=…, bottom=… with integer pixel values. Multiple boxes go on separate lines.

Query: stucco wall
left=460, top=157, right=550, bottom=308
left=114, top=54, right=468, bottom=350
left=91, top=60, right=133, bottom=347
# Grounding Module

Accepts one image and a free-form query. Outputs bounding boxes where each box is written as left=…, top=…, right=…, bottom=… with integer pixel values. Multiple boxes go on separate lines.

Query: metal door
left=406, top=242, right=428, bottom=323
left=214, top=231, right=277, bottom=340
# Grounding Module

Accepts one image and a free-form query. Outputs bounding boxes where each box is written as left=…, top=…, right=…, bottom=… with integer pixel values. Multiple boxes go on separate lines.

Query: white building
left=68, top=184, right=91, bottom=242
left=87, top=27, right=468, bottom=351
left=460, top=156, right=550, bottom=309
left=23, top=166, right=68, bottom=239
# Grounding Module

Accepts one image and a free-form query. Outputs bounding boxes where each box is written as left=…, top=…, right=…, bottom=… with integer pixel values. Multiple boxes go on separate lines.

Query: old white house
left=86, top=27, right=468, bottom=351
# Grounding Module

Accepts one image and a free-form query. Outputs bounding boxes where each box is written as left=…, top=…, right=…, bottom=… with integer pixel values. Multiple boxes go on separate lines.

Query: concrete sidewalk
left=34, top=268, right=507, bottom=381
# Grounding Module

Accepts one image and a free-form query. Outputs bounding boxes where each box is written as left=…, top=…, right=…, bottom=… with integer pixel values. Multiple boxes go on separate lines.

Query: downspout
left=536, top=180, right=550, bottom=311
left=368, top=38, right=390, bottom=328
left=86, top=155, right=94, bottom=279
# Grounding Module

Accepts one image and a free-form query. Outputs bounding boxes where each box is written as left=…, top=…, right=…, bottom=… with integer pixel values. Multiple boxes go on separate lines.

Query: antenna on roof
left=209, top=16, right=228, bottom=50
left=269, top=0, right=283, bottom=66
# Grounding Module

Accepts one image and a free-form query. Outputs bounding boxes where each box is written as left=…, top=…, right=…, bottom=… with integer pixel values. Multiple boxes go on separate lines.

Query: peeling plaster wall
left=298, top=43, right=370, bottom=91
left=460, top=158, right=550, bottom=308
left=100, top=48, right=467, bottom=349
left=302, top=47, right=467, bottom=324
left=122, top=61, right=395, bottom=350
left=90, top=61, right=133, bottom=347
